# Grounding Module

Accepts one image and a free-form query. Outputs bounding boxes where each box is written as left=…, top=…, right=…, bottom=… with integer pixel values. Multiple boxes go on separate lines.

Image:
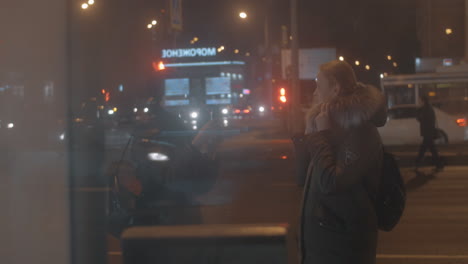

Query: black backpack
left=376, top=151, right=406, bottom=231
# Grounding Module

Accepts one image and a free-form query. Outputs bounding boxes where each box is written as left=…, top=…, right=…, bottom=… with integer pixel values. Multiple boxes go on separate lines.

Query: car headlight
left=259, top=106, right=265, bottom=113
left=59, top=133, right=65, bottom=141
left=222, top=108, right=228, bottom=115
left=191, top=112, right=199, bottom=119
left=147, top=152, right=170, bottom=162
left=7, top=123, right=14, bottom=129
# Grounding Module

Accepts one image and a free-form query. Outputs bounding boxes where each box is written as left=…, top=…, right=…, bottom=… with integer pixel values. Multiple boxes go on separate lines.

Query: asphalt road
left=106, top=118, right=468, bottom=264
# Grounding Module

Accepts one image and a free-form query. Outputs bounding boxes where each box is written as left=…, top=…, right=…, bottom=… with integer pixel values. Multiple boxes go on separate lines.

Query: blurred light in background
left=339, top=56, right=344, bottom=61
left=355, top=60, right=360, bottom=66
left=446, top=28, right=453, bottom=35
left=239, top=12, right=247, bottom=19
left=456, top=118, right=467, bottom=127
left=81, top=3, right=89, bottom=9
left=88, top=0, right=94, bottom=5
left=144, top=107, right=149, bottom=113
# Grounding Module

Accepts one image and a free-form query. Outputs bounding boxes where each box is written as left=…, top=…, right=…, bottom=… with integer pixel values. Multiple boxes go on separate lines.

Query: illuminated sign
left=162, top=47, right=217, bottom=58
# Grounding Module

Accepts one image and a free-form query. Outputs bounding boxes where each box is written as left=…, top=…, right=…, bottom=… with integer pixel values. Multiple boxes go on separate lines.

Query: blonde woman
left=300, top=60, right=387, bottom=264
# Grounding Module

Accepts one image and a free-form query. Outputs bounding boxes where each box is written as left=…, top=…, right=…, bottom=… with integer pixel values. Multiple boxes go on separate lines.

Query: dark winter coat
left=417, top=104, right=437, bottom=138
left=300, top=83, right=387, bottom=264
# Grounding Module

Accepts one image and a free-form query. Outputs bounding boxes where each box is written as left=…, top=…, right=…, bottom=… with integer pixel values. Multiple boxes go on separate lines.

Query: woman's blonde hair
left=319, top=60, right=358, bottom=96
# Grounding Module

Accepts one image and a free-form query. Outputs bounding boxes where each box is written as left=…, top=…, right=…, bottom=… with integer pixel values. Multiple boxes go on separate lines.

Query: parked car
left=378, top=105, right=468, bottom=145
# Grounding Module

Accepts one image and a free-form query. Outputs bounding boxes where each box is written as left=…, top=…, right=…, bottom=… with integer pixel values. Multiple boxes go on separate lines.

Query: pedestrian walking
left=415, top=95, right=443, bottom=170
left=300, top=60, right=387, bottom=264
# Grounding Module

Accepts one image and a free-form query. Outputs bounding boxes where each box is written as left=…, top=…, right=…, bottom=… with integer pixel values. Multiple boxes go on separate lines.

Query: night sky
left=180, top=0, right=419, bottom=82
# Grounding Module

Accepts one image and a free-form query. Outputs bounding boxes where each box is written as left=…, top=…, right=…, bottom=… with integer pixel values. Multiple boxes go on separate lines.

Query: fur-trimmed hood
left=305, top=83, right=387, bottom=134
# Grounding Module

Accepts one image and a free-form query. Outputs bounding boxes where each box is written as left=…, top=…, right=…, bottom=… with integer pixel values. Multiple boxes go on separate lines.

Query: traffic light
left=279, top=87, right=287, bottom=103
left=152, top=61, right=166, bottom=71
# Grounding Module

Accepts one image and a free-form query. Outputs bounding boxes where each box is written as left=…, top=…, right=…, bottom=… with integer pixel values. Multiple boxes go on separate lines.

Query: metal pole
left=264, top=0, right=273, bottom=111
left=465, top=0, right=468, bottom=62
left=290, top=0, right=301, bottom=134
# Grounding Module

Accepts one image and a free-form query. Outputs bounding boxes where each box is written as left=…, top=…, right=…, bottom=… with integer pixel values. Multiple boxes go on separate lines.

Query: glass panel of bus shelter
left=0, top=1, right=71, bottom=264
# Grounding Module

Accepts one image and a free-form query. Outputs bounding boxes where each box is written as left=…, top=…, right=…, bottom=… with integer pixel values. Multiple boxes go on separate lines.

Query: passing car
left=232, top=106, right=253, bottom=119
left=378, top=105, right=468, bottom=145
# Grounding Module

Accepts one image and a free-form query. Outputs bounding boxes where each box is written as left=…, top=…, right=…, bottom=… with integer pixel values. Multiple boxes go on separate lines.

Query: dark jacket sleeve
left=306, top=129, right=379, bottom=194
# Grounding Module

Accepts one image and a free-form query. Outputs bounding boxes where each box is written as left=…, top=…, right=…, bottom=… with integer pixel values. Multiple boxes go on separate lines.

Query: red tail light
left=234, top=109, right=241, bottom=114
left=456, top=118, right=467, bottom=127
left=243, top=109, right=250, bottom=114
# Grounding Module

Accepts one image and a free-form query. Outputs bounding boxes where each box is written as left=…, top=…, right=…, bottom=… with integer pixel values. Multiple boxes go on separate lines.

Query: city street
left=106, top=118, right=468, bottom=264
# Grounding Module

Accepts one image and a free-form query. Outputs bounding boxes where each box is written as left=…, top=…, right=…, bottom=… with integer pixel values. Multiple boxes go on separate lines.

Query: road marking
left=107, top=251, right=468, bottom=259
left=377, top=254, right=468, bottom=259
left=74, top=187, right=111, bottom=192
left=392, top=151, right=459, bottom=157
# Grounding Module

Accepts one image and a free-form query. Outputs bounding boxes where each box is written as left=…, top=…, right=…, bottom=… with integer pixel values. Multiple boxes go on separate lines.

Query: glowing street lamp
left=446, top=28, right=453, bottom=35
left=339, top=56, right=344, bottom=61
left=81, top=3, right=89, bottom=9
left=365, top=65, right=371, bottom=70
left=355, top=60, right=360, bottom=66
left=147, top=24, right=153, bottom=29
left=387, top=55, right=392, bottom=60
left=152, top=20, right=157, bottom=25
left=88, top=0, right=95, bottom=5
left=239, top=12, right=247, bottom=19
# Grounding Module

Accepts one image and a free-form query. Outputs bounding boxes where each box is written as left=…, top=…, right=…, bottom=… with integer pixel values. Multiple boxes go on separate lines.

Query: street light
left=152, top=20, right=157, bottom=25
left=387, top=55, right=392, bottom=60
left=365, top=65, right=371, bottom=70
left=237, top=7, right=273, bottom=110
left=355, top=60, right=360, bottom=66
left=81, top=3, right=89, bottom=9
left=339, top=56, right=344, bottom=61
left=446, top=28, right=453, bottom=35
left=147, top=24, right=153, bottom=29
left=88, top=0, right=94, bottom=5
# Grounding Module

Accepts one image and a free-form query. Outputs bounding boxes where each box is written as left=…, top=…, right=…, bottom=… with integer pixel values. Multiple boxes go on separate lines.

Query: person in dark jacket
left=415, top=95, right=443, bottom=170
left=300, top=60, right=387, bottom=264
